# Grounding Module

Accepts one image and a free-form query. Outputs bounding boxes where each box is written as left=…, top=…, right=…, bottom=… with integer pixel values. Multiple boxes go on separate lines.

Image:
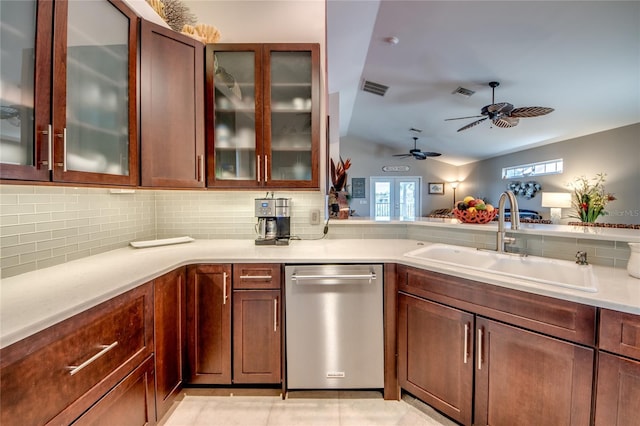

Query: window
left=502, top=159, right=563, bottom=179
left=370, top=177, right=421, bottom=220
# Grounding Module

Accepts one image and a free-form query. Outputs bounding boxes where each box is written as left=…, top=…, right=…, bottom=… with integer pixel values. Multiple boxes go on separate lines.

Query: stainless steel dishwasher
left=285, top=264, right=384, bottom=389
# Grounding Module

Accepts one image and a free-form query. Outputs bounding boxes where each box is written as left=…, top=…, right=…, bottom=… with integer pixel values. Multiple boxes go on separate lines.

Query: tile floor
left=159, top=389, right=457, bottom=426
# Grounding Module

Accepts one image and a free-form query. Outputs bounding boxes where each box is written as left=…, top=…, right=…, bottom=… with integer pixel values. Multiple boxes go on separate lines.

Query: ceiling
left=327, top=0, right=640, bottom=166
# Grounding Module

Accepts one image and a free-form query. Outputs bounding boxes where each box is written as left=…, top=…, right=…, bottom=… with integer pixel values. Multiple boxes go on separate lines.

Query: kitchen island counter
left=1, top=239, right=639, bottom=348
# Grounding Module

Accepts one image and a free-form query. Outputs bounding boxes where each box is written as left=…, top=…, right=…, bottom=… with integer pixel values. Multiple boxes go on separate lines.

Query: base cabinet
left=595, top=309, right=640, bottom=425
left=72, top=356, right=156, bottom=426
left=397, top=266, right=596, bottom=426
left=232, top=264, right=282, bottom=384
left=154, top=267, right=186, bottom=420
left=474, top=317, right=593, bottom=426
left=186, top=264, right=232, bottom=384
left=398, top=294, right=473, bottom=425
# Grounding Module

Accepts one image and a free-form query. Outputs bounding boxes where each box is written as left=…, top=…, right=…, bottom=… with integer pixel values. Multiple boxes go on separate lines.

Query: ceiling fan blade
left=444, top=115, right=484, bottom=121
left=422, top=151, right=442, bottom=157
left=457, top=117, right=488, bottom=132
left=493, top=117, right=519, bottom=128
left=392, top=154, right=411, bottom=158
left=510, top=106, right=554, bottom=117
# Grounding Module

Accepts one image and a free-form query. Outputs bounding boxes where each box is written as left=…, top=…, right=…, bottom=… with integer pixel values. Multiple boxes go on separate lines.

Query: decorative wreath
left=506, top=181, right=541, bottom=199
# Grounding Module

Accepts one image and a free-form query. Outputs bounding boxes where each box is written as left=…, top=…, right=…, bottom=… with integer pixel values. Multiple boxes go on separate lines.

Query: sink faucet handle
left=504, top=236, right=516, bottom=245
left=575, top=251, right=588, bottom=265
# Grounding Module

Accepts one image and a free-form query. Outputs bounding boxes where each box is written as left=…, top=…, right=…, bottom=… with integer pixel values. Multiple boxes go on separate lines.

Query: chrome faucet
left=497, top=191, right=520, bottom=253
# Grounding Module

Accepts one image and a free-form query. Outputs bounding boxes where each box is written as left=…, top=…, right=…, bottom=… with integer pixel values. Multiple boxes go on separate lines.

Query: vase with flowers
left=329, top=157, right=351, bottom=219
left=568, top=173, right=616, bottom=223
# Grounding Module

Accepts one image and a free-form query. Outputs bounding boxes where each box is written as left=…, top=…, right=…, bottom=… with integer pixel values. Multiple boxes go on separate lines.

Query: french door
left=370, top=177, right=421, bottom=220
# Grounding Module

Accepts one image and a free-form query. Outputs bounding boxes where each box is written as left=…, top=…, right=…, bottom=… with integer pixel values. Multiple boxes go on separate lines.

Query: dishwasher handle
left=291, top=273, right=377, bottom=284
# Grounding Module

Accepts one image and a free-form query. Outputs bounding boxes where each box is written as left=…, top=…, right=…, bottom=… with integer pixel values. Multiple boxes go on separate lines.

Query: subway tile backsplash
left=0, top=185, right=632, bottom=278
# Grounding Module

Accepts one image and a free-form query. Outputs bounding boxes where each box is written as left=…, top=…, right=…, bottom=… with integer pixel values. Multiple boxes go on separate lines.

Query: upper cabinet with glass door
left=0, top=0, right=53, bottom=181
left=0, top=0, right=139, bottom=185
left=206, top=44, right=319, bottom=188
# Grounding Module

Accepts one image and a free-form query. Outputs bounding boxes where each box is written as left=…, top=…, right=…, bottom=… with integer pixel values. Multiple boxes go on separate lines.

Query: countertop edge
left=1, top=239, right=638, bottom=349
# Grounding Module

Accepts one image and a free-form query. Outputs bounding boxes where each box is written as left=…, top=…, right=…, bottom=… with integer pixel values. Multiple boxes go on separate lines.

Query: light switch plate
left=310, top=209, right=321, bottom=225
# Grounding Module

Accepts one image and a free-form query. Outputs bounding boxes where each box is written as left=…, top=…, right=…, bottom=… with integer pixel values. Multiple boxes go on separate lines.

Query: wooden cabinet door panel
left=474, top=317, right=593, bottom=426
left=398, top=293, right=474, bottom=426
left=154, top=267, right=186, bottom=420
left=186, top=264, right=232, bottom=384
left=140, top=20, right=204, bottom=188
left=72, top=355, right=155, bottom=426
left=595, top=352, right=640, bottom=426
left=600, top=309, right=640, bottom=360
left=233, top=290, right=281, bottom=383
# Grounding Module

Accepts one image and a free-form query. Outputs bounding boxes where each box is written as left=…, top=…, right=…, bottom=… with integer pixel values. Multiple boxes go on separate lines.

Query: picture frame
left=428, top=182, right=445, bottom=195
left=351, top=178, right=366, bottom=198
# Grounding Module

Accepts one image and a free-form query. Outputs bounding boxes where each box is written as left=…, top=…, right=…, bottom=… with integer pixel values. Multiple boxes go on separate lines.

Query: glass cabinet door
left=52, top=0, right=138, bottom=185
left=0, top=0, right=52, bottom=181
left=209, top=47, right=262, bottom=186
left=265, top=46, right=319, bottom=187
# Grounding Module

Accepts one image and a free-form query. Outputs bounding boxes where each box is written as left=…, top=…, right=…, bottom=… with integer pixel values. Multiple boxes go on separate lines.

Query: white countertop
left=334, top=217, right=640, bottom=242
left=1, top=239, right=639, bottom=349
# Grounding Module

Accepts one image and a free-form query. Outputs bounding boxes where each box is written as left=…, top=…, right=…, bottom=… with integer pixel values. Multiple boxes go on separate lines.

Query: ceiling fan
left=393, top=137, right=441, bottom=160
left=445, top=81, right=554, bottom=132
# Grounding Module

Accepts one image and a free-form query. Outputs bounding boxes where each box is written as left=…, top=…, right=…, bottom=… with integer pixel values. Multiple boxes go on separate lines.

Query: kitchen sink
left=404, top=244, right=598, bottom=292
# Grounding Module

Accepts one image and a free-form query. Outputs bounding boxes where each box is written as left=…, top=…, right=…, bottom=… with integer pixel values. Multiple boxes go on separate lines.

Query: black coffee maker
left=255, top=197, right=291, bottom=245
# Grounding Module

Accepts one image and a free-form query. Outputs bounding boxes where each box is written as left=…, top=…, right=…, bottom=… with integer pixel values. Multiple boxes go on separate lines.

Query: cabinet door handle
left=477, top=327, right=483, bottom=370
left=257, top=155, right=261, bottom=182
left=463, top=323, right=469, bottom=364
left=223, top=272, right=228, bottom=304
left=67, top=341, right=118, bottom=376
left=273, top=298, right=278, bottom=332
left=54, top=128, right=67, bottom=170
left=239, top=275, right=272, bottom=280
left=264, top=155, right=268, bottom=182
left=40, top=124, right=52, bottom=170
left=197, top=154, right=204, bottom=182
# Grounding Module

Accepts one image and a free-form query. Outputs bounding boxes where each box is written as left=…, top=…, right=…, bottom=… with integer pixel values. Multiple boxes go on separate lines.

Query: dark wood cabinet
left=153, top=267, right=186, bottom=420
left=72, top=355, right=156, bottom=426
left=1, top=0, right=139, bottom=185
left=232, top=263, right=282, bottom=384
left=140, top=20, right=205, bottom=188
left=595, top=309, right=640, bottom=425
left=398, top=293, right=473, bottom=425
left=397, top=265, right=596, bottom=426
left=474, top=317, right=593, bottom=426
left=206, top=44, right=320, bottom=188
left=186, top=264, right=232, bottom=384
left=0, top=282, right=154, bottom=425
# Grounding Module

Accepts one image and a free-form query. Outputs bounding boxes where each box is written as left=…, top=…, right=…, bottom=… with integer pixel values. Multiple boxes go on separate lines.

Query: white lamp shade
left=541, top=192, right=572, bottom=208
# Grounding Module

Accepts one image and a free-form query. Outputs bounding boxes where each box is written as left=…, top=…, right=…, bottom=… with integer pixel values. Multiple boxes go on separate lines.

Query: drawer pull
left=239, top=275, right=272, bottom=280
left=67, top=341, right=118, bottom=376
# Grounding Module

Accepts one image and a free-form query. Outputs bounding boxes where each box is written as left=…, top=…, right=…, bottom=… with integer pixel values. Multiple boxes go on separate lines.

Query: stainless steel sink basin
left=404, top=244, right=598, bottom=292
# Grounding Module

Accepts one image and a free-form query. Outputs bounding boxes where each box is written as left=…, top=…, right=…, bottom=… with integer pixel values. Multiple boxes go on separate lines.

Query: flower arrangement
left=330, top=157, right=351, bottom=192
left=568, top=173, right=616, bottom=222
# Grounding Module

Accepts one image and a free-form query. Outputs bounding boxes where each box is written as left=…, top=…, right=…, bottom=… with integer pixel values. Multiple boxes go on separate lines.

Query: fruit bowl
left=453, top=208, right=498, bottom=224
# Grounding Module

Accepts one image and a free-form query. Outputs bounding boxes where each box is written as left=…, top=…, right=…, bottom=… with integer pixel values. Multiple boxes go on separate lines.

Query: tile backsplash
left=0, top=184, right=632, bottom=278
left=0, top=185, right=326, bottom=278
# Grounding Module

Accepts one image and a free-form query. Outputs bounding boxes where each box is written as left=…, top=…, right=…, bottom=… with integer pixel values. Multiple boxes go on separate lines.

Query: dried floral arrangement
left=145, top=0, right=221, bottom=43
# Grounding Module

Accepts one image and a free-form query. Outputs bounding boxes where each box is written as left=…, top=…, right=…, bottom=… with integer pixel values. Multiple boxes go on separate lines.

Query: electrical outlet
left=310, top=209, right=321, bottom=225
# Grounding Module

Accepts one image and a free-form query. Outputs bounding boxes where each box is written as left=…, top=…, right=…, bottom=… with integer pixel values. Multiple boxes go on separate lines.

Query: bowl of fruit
left=453, top=196, right=498, bottom=224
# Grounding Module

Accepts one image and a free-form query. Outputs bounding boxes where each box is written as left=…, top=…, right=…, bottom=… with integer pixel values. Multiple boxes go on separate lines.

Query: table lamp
left=541, top=192, right=572, bottom=224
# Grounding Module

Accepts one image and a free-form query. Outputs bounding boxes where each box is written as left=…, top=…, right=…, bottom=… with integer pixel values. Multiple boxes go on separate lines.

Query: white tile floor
left=159, top=389, right=457, bottom=426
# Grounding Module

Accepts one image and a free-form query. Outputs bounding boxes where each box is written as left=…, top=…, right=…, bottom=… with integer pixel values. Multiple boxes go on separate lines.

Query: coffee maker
left=255, top=197, right=291, bottom=245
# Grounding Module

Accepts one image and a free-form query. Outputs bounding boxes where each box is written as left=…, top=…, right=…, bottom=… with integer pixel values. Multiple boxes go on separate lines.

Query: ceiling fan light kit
left=445, top=81, right=554, bottom=132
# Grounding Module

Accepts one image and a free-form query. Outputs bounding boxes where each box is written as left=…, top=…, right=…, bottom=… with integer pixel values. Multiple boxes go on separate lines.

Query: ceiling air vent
left=452, top=86, right=475, bottom=97
left=362, top=80, right=389, bottom=96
